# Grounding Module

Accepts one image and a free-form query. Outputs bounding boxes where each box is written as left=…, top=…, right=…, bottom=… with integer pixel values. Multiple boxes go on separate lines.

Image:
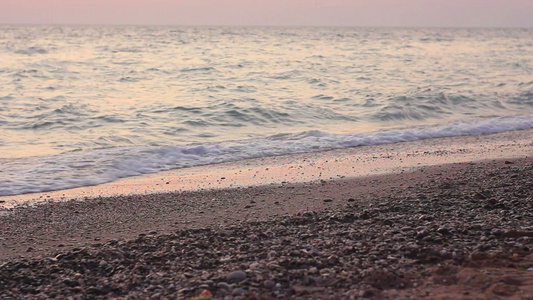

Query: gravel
left=0, top=159, right=532, bottom=299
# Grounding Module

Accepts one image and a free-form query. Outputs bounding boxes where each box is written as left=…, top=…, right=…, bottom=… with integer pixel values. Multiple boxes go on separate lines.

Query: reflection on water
left=0, top=26, right=531, bottom=158
left=0, top=26, right=532, bottom=196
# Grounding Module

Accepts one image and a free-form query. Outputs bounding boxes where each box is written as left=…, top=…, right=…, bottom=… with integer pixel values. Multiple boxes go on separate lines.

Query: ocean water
left=0, top=26, right=532, bottom=196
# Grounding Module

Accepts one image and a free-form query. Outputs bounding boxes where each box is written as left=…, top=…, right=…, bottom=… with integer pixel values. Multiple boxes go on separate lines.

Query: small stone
left=437, top=227, right=450, bottom=235
left=416, top=230, right=429, bottom=239
left=348, top=198, right=356, bottom=202
left=232, top=288, right=244, bottom=296
left=178, top=288, right=192, bottom=294
left=87, top=287, right=105, bottom=295
left=227, top=270, right=246, bottom=282
left=217, top=282, right=231, bottom=290
left=264, top=280, right=276, bottom=289
left=249, top=262, right=260, bottom=269
left=323, top=199, right=333, bottom=203
left=309, top=267, right=318, bottom=274
left=327, top=255, right=339, bottom=264
left=203, top=280, right=215, bottom=288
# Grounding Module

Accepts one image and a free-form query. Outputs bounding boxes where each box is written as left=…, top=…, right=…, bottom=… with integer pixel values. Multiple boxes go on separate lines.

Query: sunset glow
left=1, top=0, right=532, bottom=27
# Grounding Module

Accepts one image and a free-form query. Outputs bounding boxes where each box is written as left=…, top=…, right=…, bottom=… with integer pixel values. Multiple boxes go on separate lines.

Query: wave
left=1, top=115, right=532, bottom=196
left=14, top=47, right=48, bottom=55
left=370, top=93, right=502, bottom=121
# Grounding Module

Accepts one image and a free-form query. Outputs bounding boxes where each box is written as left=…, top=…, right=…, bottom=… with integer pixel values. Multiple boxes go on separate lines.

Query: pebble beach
left=1, top=131, right=533, bottom=299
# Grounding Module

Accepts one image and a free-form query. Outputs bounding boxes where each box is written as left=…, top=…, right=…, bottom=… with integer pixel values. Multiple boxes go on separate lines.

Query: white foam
left=1, top=115, right=532, bottom=196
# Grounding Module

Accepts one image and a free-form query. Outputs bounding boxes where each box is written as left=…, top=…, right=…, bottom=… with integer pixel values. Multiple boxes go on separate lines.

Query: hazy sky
left=1, top=0, right=532, bottom=27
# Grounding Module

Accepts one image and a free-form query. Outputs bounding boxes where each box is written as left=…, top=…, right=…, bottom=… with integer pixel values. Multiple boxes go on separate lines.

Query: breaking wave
left=1, top=116, right=532, bottom=196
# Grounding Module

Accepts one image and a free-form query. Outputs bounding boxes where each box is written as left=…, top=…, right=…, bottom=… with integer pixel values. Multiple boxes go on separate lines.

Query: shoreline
left=1, top=128, right=532, bottom=209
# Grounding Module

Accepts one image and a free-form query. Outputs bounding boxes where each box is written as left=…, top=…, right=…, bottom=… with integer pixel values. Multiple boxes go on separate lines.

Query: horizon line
left=1, top=23, right=532, bottom=29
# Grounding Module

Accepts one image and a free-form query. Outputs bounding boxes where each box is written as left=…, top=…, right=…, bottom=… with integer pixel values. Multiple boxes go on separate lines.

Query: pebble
left=264, top=280, right=276, bottom=289
left=400, top=226, right=412, bottom=232
left=226, top=270, right=247, bottom=282
left=217, top=282, right=231, bottom=290
left=437, top=227, right=450, bottom=235
left=416, top=230, right=429, bottom=239
left=249, top=262, right=260, bottom=270
left=203, top=280, right=215, bottom=288
left=232, top=288, right=244, bottom=296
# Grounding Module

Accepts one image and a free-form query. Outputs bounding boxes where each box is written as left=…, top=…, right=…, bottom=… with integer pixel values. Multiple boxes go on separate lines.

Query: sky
left=1, top=0, right=532, bottom=28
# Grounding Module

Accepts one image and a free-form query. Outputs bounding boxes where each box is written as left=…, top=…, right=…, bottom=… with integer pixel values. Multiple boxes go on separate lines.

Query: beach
left=1, top=21, right=533, bottom=300
left=1, top=130, right=532, bottom=299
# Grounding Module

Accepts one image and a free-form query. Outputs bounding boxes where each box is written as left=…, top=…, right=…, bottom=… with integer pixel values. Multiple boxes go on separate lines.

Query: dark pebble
left=217, top=282, right=231, bottom=291
left=264, top=280, right=276, bottom=289
left=227, top=270, right=247, bottom=282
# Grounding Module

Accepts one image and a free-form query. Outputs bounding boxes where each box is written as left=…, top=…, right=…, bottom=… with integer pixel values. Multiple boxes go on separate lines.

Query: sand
left=0, top=130, right=532, bottom=299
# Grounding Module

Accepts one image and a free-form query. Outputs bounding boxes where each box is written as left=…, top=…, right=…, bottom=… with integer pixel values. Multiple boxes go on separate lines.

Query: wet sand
left=0, top=130, right=532, bottom=299
left=1, top=128, right=531, bottom=208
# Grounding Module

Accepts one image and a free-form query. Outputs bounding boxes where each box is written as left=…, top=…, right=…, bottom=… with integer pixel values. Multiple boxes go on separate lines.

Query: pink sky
left=1, top=0, right=532, bottom=27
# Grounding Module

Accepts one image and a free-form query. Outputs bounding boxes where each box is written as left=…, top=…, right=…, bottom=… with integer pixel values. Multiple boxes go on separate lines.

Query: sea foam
left=1, top=116, right=532, bottom=196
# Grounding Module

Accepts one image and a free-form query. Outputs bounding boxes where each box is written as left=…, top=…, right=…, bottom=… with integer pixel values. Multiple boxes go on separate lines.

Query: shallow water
left=1, top=26, right=532, bottom=195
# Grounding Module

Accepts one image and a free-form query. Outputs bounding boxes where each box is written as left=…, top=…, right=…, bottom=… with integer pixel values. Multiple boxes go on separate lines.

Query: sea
left=0, top=26, right=532, bottom=196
